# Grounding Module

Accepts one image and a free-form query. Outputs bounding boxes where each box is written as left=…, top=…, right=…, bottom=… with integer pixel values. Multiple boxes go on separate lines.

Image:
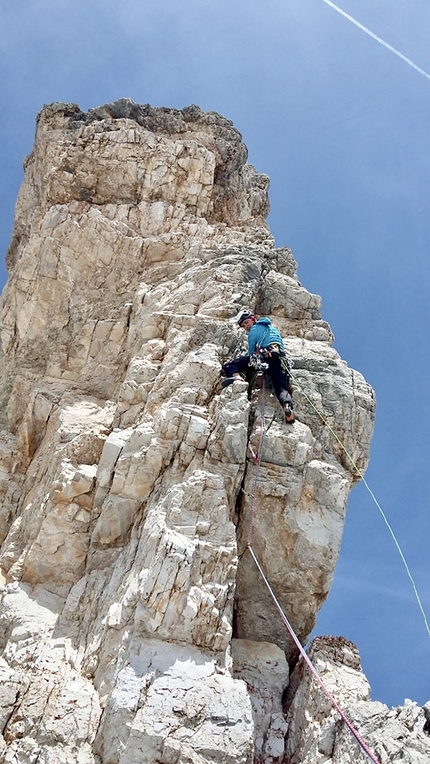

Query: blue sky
left=0, top=0, right=429, bottom=707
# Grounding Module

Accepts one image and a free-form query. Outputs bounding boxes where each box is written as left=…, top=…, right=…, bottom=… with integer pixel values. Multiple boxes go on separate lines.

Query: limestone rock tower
left=0, top=99, right=423, bottom=764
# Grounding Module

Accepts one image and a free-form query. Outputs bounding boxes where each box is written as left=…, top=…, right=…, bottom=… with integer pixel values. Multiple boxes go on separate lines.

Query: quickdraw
left=249, top=353, right=269, bottom=372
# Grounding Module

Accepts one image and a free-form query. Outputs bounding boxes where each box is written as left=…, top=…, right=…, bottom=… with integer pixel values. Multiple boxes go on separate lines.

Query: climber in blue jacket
left=222, top=309, right=295, bottom=423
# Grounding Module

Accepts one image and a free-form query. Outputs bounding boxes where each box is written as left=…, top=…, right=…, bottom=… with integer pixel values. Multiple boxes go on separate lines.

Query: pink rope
left=247, top=374, right=266, bottom=547
left=244, top=380, right=381, bottom=764
left=248, top=547, right=381, bottom=764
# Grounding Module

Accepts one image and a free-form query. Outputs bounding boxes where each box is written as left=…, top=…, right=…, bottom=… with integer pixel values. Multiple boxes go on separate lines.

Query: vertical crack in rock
left=0, top=99, right=424, bottom=763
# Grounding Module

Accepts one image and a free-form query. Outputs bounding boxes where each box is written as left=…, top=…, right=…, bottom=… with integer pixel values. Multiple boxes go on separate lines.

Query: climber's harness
left=249, top=343, right=293, bottom=374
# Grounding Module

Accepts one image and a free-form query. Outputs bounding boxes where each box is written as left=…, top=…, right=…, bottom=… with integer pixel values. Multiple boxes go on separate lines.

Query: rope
left=248, top=374, right=266, bottom=547
left=244, top=375, right=381, bottom=763
left=291, top=372, right=430, bottom=639
left=310, top=5, right=430, bottom=632
left=248, top=546, right=381, bottom=764
left=321, top=0, right=430, bottom=83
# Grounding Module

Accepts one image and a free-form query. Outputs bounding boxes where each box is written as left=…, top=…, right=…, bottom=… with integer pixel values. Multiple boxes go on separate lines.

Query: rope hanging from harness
left=244, top=378, right=381, bottom=764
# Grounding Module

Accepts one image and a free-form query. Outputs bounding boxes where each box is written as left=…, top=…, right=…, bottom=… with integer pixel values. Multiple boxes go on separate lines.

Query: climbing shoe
left=284, top=402, right=295, bottom=424
left=221, top=376, right=240, bottom=388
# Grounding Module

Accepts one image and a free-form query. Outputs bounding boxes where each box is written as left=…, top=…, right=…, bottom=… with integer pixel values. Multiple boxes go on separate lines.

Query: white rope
left=321, top=0, right=430, bottom=82
left=293, top=374, right=430, bottom=639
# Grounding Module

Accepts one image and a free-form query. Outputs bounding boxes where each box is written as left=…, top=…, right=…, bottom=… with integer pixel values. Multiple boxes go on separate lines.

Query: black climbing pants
left=223, top=354, right=293, bottom=409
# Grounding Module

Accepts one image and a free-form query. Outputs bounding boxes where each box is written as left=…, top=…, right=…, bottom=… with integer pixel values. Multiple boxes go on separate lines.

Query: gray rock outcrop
left=0, top=98, right=425, bottom=763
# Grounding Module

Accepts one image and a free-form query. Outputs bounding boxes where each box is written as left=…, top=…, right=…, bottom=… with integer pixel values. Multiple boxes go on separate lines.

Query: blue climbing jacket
left=247, top=317, right=285, bottom=355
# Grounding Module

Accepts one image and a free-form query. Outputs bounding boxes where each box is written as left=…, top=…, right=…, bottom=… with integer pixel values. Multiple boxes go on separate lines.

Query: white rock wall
left=0, top=99, right=378, bottom=763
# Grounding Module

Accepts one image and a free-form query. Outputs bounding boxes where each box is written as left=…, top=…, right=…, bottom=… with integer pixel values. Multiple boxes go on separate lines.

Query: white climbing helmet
left=235, top=308, right=255, bottom=326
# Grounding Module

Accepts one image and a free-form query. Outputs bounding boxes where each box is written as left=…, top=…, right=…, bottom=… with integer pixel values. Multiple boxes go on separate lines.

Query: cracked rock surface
left=0, top=99, right=420, bottom=763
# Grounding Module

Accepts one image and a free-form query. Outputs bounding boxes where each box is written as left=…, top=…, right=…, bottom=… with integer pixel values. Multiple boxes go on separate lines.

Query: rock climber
left=222, top=309, right=295, bottom=423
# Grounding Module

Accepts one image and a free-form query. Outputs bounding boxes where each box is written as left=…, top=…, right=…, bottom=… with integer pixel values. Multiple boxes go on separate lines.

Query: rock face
left=0, top=98, right=425, bottom=763
left=285, top=637, right=430, bottom=764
